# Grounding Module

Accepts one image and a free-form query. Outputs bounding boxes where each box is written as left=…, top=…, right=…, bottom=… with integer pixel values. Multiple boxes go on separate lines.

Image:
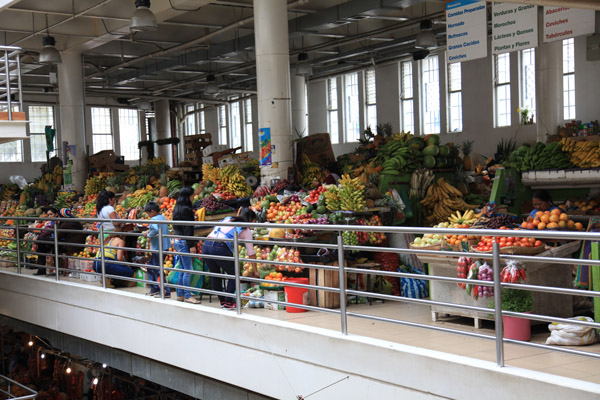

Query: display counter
left=417, top=240, right=581, bottom=328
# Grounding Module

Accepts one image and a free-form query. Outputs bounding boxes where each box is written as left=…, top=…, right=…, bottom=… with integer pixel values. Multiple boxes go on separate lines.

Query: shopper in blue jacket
left=144, top=201, right=171, bottom=298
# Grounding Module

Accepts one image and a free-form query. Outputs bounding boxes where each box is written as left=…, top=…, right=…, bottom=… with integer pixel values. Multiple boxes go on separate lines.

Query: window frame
left=327, top=77, right=339, bottom=144
left=420, top=54, right=441, bottom=135
left=230, top=98, right=242, bottom=149
left=243, top=98, right=253, bottom=152
left=218, top=104, right=228, bottom=145
left=91, top=106, right=114, bottom=153
left=562, top=38, right=576, bottom=121
left=343, top=72, right=360, bottom=143
left=117, top=108, right=141, bottom=161
left=184, top=104, right=196, bottom=136
left=28, top=105, right=57, bottom=162
left=400, top=60, right=415, bottom=134
left=494, top=52, right=512, bottom=128
left=519, top=48, right=536, bottom=125
left=447, top=62, right=463, bottom=133
left=365, top=69, right=377, bottom=131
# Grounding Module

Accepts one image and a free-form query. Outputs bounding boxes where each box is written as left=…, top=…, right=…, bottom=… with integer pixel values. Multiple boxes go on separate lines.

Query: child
left=144, top=201, right=171, bottom=298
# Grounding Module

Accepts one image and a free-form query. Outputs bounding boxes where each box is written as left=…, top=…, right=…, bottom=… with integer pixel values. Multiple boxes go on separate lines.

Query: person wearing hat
left=56, top=208, right=85, bottom=255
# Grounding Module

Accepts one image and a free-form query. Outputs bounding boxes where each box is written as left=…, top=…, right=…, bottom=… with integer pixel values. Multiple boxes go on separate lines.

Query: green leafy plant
left=490, top=287, right=533, bottom=313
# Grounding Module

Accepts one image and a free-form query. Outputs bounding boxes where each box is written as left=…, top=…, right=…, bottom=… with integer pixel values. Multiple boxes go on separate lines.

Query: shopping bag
left=400, top=266, right=429, bottom=299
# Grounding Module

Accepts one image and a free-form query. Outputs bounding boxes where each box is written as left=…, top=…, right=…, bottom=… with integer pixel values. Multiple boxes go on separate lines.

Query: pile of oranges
left=160, top=198, right=177, bottom=220
left=521, top=209, right=584, bottom=231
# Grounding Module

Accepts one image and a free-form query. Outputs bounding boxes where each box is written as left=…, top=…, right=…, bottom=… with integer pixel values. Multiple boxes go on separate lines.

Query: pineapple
left=461, top=140, right=474, bottom=171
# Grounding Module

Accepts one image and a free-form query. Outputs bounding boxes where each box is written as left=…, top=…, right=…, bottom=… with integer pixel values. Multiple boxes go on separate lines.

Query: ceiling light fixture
left=205, top=74, right=219, bottom=95
left=138, top=101, right=152, bottom=111
left=296, top=53, right=313, bottom=77
left=131, top=0, right=158, bottom=32
left=92, top=377, right=99, bottom=385
left=40, top=15, right=62, bottom=65
left=415, top=19, right=436, bottom=49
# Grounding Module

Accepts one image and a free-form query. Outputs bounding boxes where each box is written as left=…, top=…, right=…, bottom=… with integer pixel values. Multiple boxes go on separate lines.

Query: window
left=447, top=62, right=462, bottom=133
left=421, top=55, right=440, bottom=134
left=91, top=107, right=113, bottom=152
left=218, top=105, right=228, bottom=145
left=118, top=109, right=140, bottom=161
left=365, top=69, right=377, bottom=130
left=29, top=105, right=56, bottom=162
left=327, top=77, right=339, bottom=144
left=344, top=72, right=360, bottom=142
left=185, top=104, right=196, bottom=136
left=198, top=104, right=206, bottom=134
left=400, top=61, right=414, bottom=134
left=563, top=38, right=575, bottom=120
left=494, top=53, right=511, bottom=127
left=230, top=100, right=242, bottom=149
left=520, top=48, right=536, bottom=124
left=0, top=140, right=22, bottom=162
left=244, top=99, right=253, bottom=152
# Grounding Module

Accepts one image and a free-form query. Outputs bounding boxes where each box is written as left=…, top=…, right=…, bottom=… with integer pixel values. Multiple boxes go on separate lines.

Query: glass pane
left=0, top=140, right=23, bottom=162
left=185, top=105, right=195, bottom=136
left=29, top=106, right=56, bottom=161
left=563, top=38, right=575, bottom=74
left=219, top=105, right=227, bottom=145
left=402, top=99, right=414, bottom=134
left=118, top=109, right=140, bottom=160
left=231, top=101, right=241, bottom=148
left=401, top=61, right=413, bottom=99
left=328, top=78, right=337, bottom=109
left=365, top=69, right=376, bottom=105
left=496, top=53, right=510, bottom=85
left=521, top=48, right=536, bottom=120
left=496, top=84, right=511, bottom=127
left=329, top=110, right=339, bottom=144
left=564, top=74, right=576, bottom=120
left=91, top=107, right=111, bottom=134
left=422, top=56, right=440, bottom=134
left=448, top=62, right=462, bottom=92
left=244, top=99, right=252, bottom=123
left=198, top=110, right=205, bottom=132
left=93, top=134, right=113, bottom=153
left=344, top=73, right=360, bottom=142
left=449, top=92, right=463, bottom=132
left=367, top=104, right=377, bottom=131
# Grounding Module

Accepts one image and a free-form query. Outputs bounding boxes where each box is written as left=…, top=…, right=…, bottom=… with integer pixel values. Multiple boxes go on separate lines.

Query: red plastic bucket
left=503, top=314, right=531, bottom=341
left=284, top=278, right=309, bottom=313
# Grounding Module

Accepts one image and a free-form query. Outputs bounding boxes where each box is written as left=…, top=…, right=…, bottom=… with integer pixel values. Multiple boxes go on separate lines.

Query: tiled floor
left=10, top=267, right=600, bottom=386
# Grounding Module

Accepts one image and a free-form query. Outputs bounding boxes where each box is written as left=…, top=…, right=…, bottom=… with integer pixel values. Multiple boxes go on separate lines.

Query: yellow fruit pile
left=339, top=174, right=366, bottom=211
left=421, top=178, right=478, bottom=226
left=559, top=138, right=600, bottom=168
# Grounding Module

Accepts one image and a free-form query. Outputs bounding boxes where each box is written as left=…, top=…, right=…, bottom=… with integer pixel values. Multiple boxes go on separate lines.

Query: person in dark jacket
left=56, top=208, right=86, bottom=255
left=34, top=207, right=58, bottom=275
left=172, top=187, right=200, bottom=304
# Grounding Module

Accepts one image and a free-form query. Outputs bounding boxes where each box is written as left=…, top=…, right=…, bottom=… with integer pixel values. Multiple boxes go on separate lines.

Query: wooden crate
left=309, top=260, right=347, bottom=309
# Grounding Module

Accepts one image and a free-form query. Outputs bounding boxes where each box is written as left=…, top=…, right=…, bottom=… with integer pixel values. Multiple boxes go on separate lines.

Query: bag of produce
left=546, top=316, right=596, bottom=346
left=400, top=265, right=428, bottom=299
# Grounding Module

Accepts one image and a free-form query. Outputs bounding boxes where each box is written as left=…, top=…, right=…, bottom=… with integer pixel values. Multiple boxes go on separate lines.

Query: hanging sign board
left=543, top=7, right=595, bottom=43
left=259, top=127, right=272, bottom=166
left=492, top=2, right=538, bottom=54
left=446, top=0, right=488, bottom=64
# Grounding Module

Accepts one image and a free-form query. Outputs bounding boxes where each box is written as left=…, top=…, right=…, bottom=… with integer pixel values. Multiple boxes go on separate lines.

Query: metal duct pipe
left=85, top=90, right=229, bottom=105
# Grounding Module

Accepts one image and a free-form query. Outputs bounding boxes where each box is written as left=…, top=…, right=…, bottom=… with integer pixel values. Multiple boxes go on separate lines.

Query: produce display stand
left=418, top=240, right=581, bottom=329
left=194, top=211, right=237, bottom=237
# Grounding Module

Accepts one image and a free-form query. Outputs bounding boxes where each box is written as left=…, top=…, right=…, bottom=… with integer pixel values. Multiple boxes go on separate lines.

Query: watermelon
left=408, top=137, right=425, bottom=151
left=425, top=134, right=440, bottom=147
left=435, top=157, right=447, bottom=168
left=438, top=145, right=450, bottom=157
left=316, top=205, right=327, bottom=214
left=422, top=145, right=439, bottom=157
left=423, top=155, right=436, bottom=169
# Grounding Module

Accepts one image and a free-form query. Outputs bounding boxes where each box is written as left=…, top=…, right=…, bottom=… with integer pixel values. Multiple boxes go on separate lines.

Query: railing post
left=233, top=229, right=241, bottom=315
left=337, top=231, right=348, bottom=335
left=15, top=223, right=20, bottom=274
left=492, top=240, right=504, bottom=367
left=158, top=225, right=165, bottom=300
left=100, top=226, right=106, bottom=289
left=53, top=223, right=59, bottom=281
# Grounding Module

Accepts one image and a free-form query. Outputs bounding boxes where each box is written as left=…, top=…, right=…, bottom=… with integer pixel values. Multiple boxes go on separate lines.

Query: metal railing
left=1, top=215, right=600, bottom=369
left=0, top=374, right=37, bottom=399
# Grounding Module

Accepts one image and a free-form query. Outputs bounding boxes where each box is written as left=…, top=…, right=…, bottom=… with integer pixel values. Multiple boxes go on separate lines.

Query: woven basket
left=469, top=245, right=546, bottom=255
left=410, top=243, right=441, bottom=251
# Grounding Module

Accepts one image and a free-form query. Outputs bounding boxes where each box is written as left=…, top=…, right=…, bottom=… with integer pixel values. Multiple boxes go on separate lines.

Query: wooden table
left=418, top=241, right=581, bottom=329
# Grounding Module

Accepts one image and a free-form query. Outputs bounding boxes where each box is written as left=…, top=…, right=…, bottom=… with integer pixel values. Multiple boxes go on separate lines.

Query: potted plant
left=491, top=287, right=534, bottom=341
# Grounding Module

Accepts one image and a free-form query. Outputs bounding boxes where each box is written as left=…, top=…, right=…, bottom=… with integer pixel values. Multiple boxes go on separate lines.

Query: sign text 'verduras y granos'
left=543, top=6, right=595, bottom=43
left=492, top=2, right=538, bottom=54
left=446, top=0, right=488, bottom=64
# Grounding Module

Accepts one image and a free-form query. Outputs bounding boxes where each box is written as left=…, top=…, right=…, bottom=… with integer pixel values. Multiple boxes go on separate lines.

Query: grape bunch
left=306, top=217, right=328, bottom=225
left=199, top=196, right=232, bottom=213
left=477, top=263, right=494, bottom=298
left=485, top=214, right=518, bottom=229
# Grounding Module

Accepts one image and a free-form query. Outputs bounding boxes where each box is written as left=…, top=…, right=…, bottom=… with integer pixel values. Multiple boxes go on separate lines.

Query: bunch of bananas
left=421, top=178, right=478, bottom=226
left=323, top=186, right=341, bottom=211
left=218, top=165, right=252, bottom=197
left=128, top=189, right=156, bottom=208
left=448, top=210, right=478, bottom=225
left=339, top=174, right=366, bottom=211
left=300, top=154, right=325, bottom=189
left=559, top=138, right=600, bottom=168
left=202, top=164, right=220, bottom=183
left=0, top=184, right=18, bottom=201
left=84, top=173, right=113, bottom=196
left=409, top=168, right=435, bottom=199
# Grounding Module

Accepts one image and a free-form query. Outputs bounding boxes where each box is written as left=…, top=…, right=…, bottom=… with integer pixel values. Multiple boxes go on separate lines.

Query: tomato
left=534, top=240, right=543, bottom=247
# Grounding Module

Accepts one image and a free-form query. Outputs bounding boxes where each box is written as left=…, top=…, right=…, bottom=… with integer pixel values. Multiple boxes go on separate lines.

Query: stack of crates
left=184, top=134, right=212, bottom=167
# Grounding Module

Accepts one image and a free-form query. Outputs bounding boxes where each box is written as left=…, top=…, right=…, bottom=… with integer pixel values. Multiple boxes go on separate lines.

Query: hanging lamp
left=296, top=53, right=313, bottom=77
left=131, top=0, right=158, bottom=32
left=415, top=19, right=436, bottom=49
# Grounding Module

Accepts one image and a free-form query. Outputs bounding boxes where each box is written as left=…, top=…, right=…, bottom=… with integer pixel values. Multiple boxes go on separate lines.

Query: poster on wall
left=259, top=127, right=272, bottom=166
left=543, top=7, right=595, bottom=43
left=492, top=2, right=538, bottom=54
left=446, top=0, right=488, bottom=64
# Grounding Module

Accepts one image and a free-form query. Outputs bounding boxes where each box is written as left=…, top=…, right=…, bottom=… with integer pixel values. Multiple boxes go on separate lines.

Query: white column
left=155, top=99, right=173, bottom=166
left=57, top=51, right=87, bottom=191
left=254, top=0, right=293, bottom=184
left=536, top=22, right=562, bottom=141
left=291, top=72, right=308, bottom=137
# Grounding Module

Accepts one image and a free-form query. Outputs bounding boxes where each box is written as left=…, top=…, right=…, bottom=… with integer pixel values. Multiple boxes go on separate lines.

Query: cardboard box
left=202, top=144, right=228, bottom=157
left=88, top=150, right=116, bottom=168
left=296, top=133, right=335, bottom=168
left=202, top=156, right=214, bottom=165
left=217, top=155, right=237, bottom=168
left=0, top=111, right=26, bottom=121
left=263, top=290, right=285, bottom=310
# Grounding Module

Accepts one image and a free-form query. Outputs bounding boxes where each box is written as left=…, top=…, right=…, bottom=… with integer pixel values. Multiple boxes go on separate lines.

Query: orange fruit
left=549, top=214, right=559, bottom=223
left=558, top=220, right=567, bottom=229
left=575, top=222, right=584, bottom=231
left=547, top=222, right=558, bottom=229
left=567, top=220, right=575, bottom=229
left=550, top=208, right=561, bottom=216
left=538, top=222, right=546, bottom=230
left=540, top=214, right=550, bottom=223
left=521, top=221, right=528, bottom=228
left=535, top=211, right=543, bottom=218
left=559, top=213, right=568, bottom=221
